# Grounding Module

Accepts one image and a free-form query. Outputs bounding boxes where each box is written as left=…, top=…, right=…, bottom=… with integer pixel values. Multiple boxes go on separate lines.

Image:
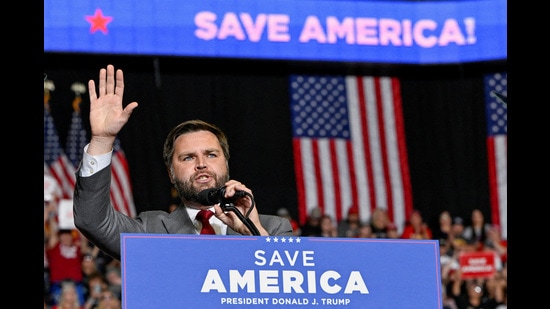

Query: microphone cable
left=219, top=191, right=261, bottom=236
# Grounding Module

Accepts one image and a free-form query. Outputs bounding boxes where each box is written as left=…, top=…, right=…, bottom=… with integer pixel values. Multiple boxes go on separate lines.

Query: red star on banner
left=85, top=8, right=113, bottom=34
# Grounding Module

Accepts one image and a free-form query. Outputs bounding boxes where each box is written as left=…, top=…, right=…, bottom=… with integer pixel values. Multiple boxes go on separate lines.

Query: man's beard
left=173, top=173, right=229, bottom=204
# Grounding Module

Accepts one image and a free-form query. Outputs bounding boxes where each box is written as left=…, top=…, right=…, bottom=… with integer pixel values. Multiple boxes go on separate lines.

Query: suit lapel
left=163, top=206, right=196, bottom=234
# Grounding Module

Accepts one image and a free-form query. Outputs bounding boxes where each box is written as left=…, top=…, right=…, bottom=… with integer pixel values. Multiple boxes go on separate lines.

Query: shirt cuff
left=79, top=144, right=113, bottom=177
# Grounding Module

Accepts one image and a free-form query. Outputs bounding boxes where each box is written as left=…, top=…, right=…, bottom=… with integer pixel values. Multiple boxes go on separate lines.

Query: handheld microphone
left=197, top=186, right=260, bottom=236
left=197, top=187, right=247, bottom=205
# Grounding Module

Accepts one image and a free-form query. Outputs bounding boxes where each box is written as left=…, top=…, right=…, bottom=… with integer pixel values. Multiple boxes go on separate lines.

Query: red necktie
left=196, top=209, right=216, bottom=235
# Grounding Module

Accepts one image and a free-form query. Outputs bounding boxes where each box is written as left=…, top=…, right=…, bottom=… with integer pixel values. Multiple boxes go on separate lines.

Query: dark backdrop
left=44, top=52, right=506, bottom=231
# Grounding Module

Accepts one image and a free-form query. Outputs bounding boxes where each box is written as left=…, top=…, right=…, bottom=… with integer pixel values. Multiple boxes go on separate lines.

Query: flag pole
left=70, top=82, right=86, bottom=112
left=44, top=79, right=55, bottom=111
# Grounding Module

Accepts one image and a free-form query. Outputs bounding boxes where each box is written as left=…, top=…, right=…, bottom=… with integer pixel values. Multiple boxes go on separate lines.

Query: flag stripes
left=484, top=72, right=507, bottom=239
left=290, top=75, right=413, bottom=232
left=110, top=139, right=137, bottom=217
left=44, top=107, right=76, bottom=199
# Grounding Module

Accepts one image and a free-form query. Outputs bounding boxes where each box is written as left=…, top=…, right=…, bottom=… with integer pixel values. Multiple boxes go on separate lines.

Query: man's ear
left=167, top=168, right=176, bottom=184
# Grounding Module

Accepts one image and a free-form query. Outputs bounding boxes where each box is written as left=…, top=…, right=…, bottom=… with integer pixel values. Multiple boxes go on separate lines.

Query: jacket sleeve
left=260, top=215, right=294, bottom=236
left=73, top=165, right=146, bottom=260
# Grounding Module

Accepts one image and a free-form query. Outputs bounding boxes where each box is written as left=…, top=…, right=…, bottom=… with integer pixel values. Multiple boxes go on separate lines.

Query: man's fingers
left=115, top=68, right=125, bottom=97
left=88, top=80, right=97, bottom=101
left=106, top=64, right=115, bottom=95
left=122, top=102, right=139, bottom=118
left=98, top=67, right=106, bottom=96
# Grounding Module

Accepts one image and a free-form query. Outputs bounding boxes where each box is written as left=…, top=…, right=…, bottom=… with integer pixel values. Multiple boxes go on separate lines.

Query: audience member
left=357, top=224, right=375, bottom=238
left=433, top=210, right=454, bottom=253
left=80, top=253, right=99, bottom=302
left=44, top=195, right=57, bottom=304
left=276, top=207, right=300, bottom=236
left=462, top=209, right=492, bottom=251
left=52, top=280, right=83, bottom=309
left=168, top=187, right=180, bottom=213
left=484, top=224, right=507, bottom=265
left=104, top=262, right=122, bottom=299
left=168, top=203, right=179, bottom=213
left=96, top=288, right=122, bottom=309
left=494, top=263, right=507, bottom=309
left=81, top=252, right=99, bottom=275
left=83, top=241, right=113, bottom=275
left=484, top=271, right=507, bottom=308
left=319, top=214, right=338, bottom=237
left=440, top=239, right=458, bottom=285
left=386, top=222, right=399, bottom=238
left=300, top=207, right=323, bottom=236
left=449, top=270, right=500, bottom=309
left=449, top=216, right=469, bottom=254
left=369, top=208, right=391, bottom=238
left=46, top=198, right=86, bottom=306
left=400, top=210, right=433, bottom=240
left=337, top=206, right=362, bottom=238
left=83, top=272, right=109, bottom=309
left=442, top=280, right=458, bottom=309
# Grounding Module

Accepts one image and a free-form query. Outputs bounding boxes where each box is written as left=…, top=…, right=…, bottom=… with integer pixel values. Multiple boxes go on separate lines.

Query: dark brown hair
left=162, top=119, right=230, bottom=170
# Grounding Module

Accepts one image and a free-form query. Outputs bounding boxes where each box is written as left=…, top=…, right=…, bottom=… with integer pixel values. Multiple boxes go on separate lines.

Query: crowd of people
left=44, top=196, right=122, bottom=309
left=45, top=196, right=507, bottom=309
left=279, top=206, right=507, bottom=309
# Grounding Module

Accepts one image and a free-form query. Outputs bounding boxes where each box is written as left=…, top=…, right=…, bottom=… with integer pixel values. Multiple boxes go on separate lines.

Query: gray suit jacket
left=73, top=165, right=294, bottom=260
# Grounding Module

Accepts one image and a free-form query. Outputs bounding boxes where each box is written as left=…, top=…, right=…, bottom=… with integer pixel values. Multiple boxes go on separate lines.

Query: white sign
left=58, top=199, right=76, bottom=230
left=44, top=174, right=58, bottom=202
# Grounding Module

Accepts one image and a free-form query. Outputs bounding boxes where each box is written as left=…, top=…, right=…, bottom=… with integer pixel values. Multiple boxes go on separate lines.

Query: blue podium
left=121, top=234, right=442, bottom=308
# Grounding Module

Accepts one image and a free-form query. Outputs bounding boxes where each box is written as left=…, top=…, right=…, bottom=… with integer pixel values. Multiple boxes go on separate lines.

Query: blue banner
left=121, top=234, right=442, bottom=308
left=44, top=0, right=506, bottom=64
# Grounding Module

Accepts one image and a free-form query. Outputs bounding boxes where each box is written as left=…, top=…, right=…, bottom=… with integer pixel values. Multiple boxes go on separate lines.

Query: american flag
left=44, top=106, right=76, bottom=199
left=110, top=138, right=137, bottom=217
left=65, top=108, right=88, bottom=167
left=289, top=75, right=413, bottom=232
left=484, top=72, right=507, bottom=239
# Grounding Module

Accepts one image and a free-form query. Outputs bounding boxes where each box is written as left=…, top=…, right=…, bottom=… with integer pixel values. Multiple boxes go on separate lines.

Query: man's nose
left=195, top=157, right=207, bottom=169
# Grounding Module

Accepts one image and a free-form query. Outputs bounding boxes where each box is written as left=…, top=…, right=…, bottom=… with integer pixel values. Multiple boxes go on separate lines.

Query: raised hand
left=87, top=64, right=138, bottom=155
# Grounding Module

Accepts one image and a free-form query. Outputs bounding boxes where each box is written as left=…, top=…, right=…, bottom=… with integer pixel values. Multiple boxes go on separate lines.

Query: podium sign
left=121, top=234, right=442, bottom=308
